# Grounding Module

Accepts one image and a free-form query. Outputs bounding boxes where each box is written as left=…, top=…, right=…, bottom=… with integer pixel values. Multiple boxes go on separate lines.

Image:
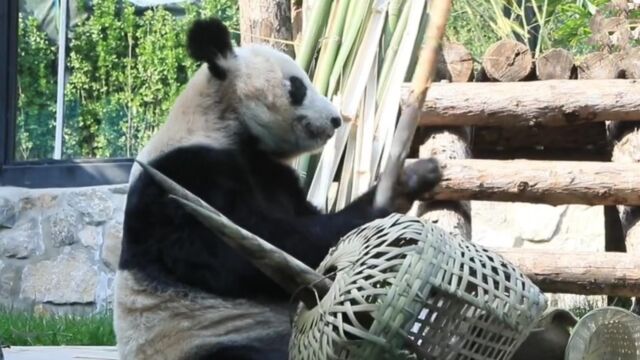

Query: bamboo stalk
left=341, top=0, right=390, bottom=120
left=296, top=0, right=333, bottom=72
left=353, top=65, right=378, bottom=198
left=372, top=0, right=426, bottom=179
left=374, top=0, right=453, bottom=209
left=376, top=0, right=411, bottom=103
left=313, top=0, right=351, bottom=95
left=337, top=124, right=357, bottom=209
left=327, top=0, right=372, bottom=96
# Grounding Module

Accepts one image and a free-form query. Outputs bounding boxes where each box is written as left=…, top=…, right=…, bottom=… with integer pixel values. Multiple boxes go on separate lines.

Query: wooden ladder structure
left=406, top=47, right=640, bottom=298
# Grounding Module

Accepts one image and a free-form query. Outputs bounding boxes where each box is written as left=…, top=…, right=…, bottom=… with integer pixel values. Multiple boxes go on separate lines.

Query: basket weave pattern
left=290, top=214, right=546, bottom=359
left=566, top=307, right=640, bottom=360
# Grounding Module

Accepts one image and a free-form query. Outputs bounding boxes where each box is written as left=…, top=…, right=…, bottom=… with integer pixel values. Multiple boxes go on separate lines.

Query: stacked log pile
left=407, top=24, right=640, bottom=296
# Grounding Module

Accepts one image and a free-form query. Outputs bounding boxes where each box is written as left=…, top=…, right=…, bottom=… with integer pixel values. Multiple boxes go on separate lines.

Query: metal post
left=53, top=0, right=68, bottom=159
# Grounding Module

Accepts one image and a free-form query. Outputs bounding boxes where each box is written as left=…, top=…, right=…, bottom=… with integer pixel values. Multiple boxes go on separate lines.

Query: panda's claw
left=402, top=158, right=442, bottom=198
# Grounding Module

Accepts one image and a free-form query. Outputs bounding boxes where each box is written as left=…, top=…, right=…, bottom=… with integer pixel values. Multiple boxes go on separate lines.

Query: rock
left=101, top=221, right=122, bottom=271
left=109, top=185, right=129, bottom=195
left=44, top=209, right=79, bottom=247
left=0, top=197, right=17, bottom=229
left=0, top=218, right=44, bottom=259
left=79, top=226, right=102, bottom=250
left=21, top=249, right=98, bottom=304
left=67, top=190, right=114, bottom=225
left=0, top=262, right=20, bottom=306
left=19, top=194, right=58, bottom=211
left=513, top=204, right=566, bottom=243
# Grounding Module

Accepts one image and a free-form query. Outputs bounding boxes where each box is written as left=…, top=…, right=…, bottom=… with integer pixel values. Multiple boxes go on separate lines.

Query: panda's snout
left=330, top=116, right=342, bottom=129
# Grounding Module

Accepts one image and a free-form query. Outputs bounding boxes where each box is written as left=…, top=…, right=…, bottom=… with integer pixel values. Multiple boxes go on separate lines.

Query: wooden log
left=577, top=52, right=623, bottom=79
left=621, top=47, right=640, bottom=79
left=415, top=129, right=472, bottom=239
left=535, top=48, right=575, bottom=80
left=436, top=42, right=474, bottom=82
left=400, top=79, right=640, bottom=127
left=408, top=158, right=640, bottom=206
left=482, top=39, right=533, bottom=82
left=239, top=0, right=294, bottom=56
left=495, top=248, right=640, bottom=297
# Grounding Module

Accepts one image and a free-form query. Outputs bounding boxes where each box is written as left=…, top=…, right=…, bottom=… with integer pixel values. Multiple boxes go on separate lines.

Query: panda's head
left=187, top=18, right=342, bottom=159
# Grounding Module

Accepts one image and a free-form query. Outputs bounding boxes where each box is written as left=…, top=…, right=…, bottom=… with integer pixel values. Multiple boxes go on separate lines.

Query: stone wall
left=0, top=185, right=607, bottom=314
left=0, top=185, right=126, bottom=315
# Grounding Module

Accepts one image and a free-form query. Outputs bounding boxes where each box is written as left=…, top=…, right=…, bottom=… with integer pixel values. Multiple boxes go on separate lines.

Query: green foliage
left=16, top=14, right=57, bottom=161
left=17, top=0, right=239, bottom=160
left=0, top=310, right=115, bottom=346
left=548, top=0, right=609, bottom=55
left=446, top=1, right=500, bottom=60
left=449, top=0, right=616, bottom=59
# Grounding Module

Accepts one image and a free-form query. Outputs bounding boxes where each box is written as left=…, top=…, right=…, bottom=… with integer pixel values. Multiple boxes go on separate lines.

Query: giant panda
left=114, top=17, right=442, bottom=360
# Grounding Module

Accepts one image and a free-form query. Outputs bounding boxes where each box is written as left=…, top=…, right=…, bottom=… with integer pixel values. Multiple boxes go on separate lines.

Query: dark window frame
left=0, top=0, right=132, bottom=189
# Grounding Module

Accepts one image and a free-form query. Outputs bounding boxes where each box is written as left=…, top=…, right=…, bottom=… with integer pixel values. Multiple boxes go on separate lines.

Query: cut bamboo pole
left=135, top=160, right=330, bottom=309
left=399, top=79, right=640, bottom=127
left=495, top=248, right=640, bottom=297
left=409, top=158, right=640, bottom=206
left=374, top=0, right=453, bottom=209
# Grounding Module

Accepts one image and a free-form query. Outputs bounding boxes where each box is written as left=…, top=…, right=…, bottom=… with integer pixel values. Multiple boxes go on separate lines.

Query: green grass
left=0, top=309, right=115, bottom=346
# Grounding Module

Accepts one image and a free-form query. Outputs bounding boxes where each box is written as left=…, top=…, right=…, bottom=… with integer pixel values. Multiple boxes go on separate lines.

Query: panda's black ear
left=187, top=18, right=234, bottom=80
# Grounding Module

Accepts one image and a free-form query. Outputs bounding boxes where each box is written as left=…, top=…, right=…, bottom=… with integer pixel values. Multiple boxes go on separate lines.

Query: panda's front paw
left=401, top=158, right=442, bottom=199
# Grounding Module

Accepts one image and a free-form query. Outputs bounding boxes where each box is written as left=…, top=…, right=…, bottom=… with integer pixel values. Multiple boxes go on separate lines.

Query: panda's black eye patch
left=289, top=76, right=307, bottom=106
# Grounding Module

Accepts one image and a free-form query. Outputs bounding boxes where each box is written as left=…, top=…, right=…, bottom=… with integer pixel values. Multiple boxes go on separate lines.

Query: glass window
left=15, top=0, right=239, bottom=162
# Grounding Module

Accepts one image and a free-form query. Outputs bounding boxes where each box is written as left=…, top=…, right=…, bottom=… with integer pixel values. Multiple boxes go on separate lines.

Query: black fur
left=187, top=18, right=234, bottom=80
left=121, top=140, right=440, bottom=359
left=288, top=76, right=307, bottom=106
left=120, top=142, right=389, bottom=300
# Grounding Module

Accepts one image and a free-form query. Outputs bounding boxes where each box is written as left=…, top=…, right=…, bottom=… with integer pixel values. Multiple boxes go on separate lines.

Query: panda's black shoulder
left=120, top=144, right=313, bottom=297
left=129, top=143, right=305, bottom=204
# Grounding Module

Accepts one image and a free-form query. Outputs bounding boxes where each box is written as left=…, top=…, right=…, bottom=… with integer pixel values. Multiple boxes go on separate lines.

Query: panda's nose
left=330, top=116, right=342, bottom=129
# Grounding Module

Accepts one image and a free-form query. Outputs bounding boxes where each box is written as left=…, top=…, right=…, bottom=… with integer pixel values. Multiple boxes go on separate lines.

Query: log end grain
left=437, top=42, right=475, bottom=82
left=536, top=48, right=576, bottom=80
left=482, top=39, right=533, bottom=82
left=577, top=52, right=624, bottom=79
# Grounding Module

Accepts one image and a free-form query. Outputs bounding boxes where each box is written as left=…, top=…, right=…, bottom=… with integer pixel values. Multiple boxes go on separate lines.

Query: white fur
left=129, top=44, right=340, bottom=181
left=114, top=271, right=291, bottom=360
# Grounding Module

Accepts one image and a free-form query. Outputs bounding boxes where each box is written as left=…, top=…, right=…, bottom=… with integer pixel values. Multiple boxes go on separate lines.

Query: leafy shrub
left=17, top=0, right=238, bottom=161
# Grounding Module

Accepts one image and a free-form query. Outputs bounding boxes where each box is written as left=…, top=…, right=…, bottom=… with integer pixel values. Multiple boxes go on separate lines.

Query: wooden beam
left=409, top=158, right=640, bottom=205
left=495, top=248, right=640, bottom=297
left=401, top=79, right=640, bottom=127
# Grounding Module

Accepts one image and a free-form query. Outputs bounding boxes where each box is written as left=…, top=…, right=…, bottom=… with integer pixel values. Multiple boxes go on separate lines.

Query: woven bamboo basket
left=565, top=307, right=640, bottom=360
left=290, top=213, right=547, bottom=360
